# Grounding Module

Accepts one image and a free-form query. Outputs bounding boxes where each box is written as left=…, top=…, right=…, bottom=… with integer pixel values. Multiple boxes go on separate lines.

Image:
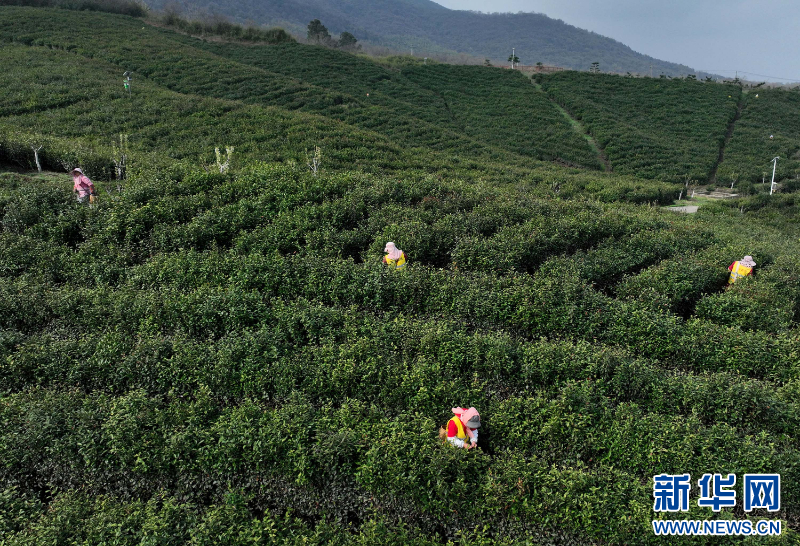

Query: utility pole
left=650, top=64, right=653, bottom=78
left=512, top=47, right=515, bottom=69
left=770, top=157, right=779, bottom=195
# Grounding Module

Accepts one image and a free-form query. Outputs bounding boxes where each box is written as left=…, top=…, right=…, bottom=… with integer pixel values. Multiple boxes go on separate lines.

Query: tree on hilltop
left=307, top=19, right=331, bottom=45
left=338, top=31, right=359, bottom=50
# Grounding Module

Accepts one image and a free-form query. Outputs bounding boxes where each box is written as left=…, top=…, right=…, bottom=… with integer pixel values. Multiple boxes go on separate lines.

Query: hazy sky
left=433, top=0, right=800, bottom=82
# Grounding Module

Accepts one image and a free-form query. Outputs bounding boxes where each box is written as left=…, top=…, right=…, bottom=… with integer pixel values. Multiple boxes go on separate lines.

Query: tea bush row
left=453, top=216, right=704, bottom=277
left=614, top=245, right=733, bottom=316
left=400, top=64, right=601, bottom=168
left=2, top=385, right=797, bottom=542
left=717, top=88, right=800, bottom=184
left=1, top=487, right=515, bottom=546
left=1, top=166, right=679, bottom=278
left=2, top=249, right=798, bottom=384
left=0, top=9, right=547, bottom=172
left=0, top=44, right=432, bottom=176
left=3, top=297, right=798, bottom=436
left=538, top=72, right=739, bottom=183
left=124, top=255, right=800, bottom=381
left=696, top=254, right=800, bottom=332
left=174, top=38, right=602, bottom=169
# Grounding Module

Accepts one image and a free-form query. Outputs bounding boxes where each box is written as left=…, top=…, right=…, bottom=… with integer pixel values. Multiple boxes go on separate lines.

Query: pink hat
left=384, top=242, right=402, bottom=261
left=741, top=256, right=756, bottom=267
left=71, top=167, right=83, bottom=175
left=452, top=407, right=480, bottom=440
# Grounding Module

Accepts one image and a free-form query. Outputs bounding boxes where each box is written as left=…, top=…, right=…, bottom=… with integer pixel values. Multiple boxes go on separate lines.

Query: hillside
left=1, top=6, right=800, bottom=545
left=535, top=71, right=800, bottom=187
left=0, top=7, right=610, bottom=173
left=716, top=88, right=800, bottom=185
left=143, top=0, right=706, bottom=76
left=538, top=71, right=741, bottom=183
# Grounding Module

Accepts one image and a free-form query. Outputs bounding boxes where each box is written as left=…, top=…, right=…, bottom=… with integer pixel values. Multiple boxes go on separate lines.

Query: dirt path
left=708, top=90, right=745, bottom=184
left=666, top=205, right=699, bottom=214
left=531, top=80, right=613, bottom=172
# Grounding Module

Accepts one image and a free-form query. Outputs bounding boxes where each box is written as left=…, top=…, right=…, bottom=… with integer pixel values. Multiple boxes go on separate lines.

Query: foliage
left=716, top=89, right=800, bottom=185
left=1, top=6, right=800, bottom=545
left=338, top=31, right=358, bottom=50
left=141, top=0, right=706, bottom=76
left=1, top=169, right=799, bottom=544
left=614, top=246, right=731, bottom=317
left=399, top=64, right=601, bottom=169
left=307, top=18, right=331, bottom=45
left=155, top=9, right=295, bottom=44
left=0, top=0, right=146, bottom=16
left=0, top=8, right=598, bottom=173
left=539, top=71, right=739, bottom=183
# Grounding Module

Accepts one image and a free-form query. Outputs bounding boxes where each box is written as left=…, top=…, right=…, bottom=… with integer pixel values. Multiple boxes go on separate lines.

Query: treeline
left=157, top=5, right=295, bottom=45
left=0, top=0, right=294, bottom=44
left=0, top=0, right=146, bottom=16
left=141, top=0, right=701, bottom=76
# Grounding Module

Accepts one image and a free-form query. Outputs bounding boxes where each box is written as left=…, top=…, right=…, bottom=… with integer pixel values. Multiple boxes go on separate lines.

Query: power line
left=699, top=69, right=800, bottom=83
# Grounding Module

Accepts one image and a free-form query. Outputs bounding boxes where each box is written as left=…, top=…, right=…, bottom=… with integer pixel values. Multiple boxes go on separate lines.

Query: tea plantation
left=1, top=5, right=799, bottom=545
left=716, top=88, right=800, bottom=186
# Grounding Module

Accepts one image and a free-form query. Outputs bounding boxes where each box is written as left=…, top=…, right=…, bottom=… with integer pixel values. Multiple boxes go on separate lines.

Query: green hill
left=0, top=7, right=607, bottom=172
left=1, top=6, right=800, bottom=545
left=716, top=88, right=800, bottom=186
left=536, top=71, right=800, bottom=187
left=4, top=7, right=794, bottom=187
left=190, top=39, right=603, bottom=169
left=142, top=0, right=709, bottom=76
left=538, top=71, right=741, bottom=183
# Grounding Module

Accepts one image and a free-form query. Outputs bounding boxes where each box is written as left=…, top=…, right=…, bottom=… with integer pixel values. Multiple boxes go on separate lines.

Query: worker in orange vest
left=728, top=255, right=756, bottom=284
left=442, top=407, right=480, bottom=450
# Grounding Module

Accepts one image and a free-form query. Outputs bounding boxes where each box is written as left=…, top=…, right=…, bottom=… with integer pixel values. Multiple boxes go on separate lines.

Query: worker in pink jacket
left=71, top=168, right=95, bottom=203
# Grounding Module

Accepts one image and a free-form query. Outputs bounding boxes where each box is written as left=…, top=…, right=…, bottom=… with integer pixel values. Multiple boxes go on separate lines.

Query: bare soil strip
left=708, top=91, right=745, bottom=184
left=531, top=80, right=613, bottom=172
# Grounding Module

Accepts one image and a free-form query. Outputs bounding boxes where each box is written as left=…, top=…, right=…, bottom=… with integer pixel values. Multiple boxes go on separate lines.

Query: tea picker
left=71, top=168, right=96, bottom=204
left=440, top=407, right=480, bottom=450
left=382, top=242, right=407, bottom=270
left=728, top=255, right=756, bottom=284
left=123, top=71, right=132, bottom=97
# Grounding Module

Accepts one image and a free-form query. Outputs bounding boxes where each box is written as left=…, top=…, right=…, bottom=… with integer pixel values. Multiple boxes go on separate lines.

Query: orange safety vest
left=384, top=252, right=406, bottom=270
left=448, top=416, right=467, bottom=440
left=728, top=261, right=753, bottom=284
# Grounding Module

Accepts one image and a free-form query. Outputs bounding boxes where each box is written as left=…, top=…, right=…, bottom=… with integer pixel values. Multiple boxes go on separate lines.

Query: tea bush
left=717, top=88, right=800, bottom=184
left=2, top=6, right=800, bottom=543
left=539, top=71, right=739, bottom=183
left=695, top=254, right=800, bottom=333
left=614, top=246, right=731, bottom=316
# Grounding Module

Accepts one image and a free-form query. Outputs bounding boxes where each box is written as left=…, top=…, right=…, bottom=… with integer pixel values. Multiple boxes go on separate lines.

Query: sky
left=433, top=0, right=800, bottom=83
